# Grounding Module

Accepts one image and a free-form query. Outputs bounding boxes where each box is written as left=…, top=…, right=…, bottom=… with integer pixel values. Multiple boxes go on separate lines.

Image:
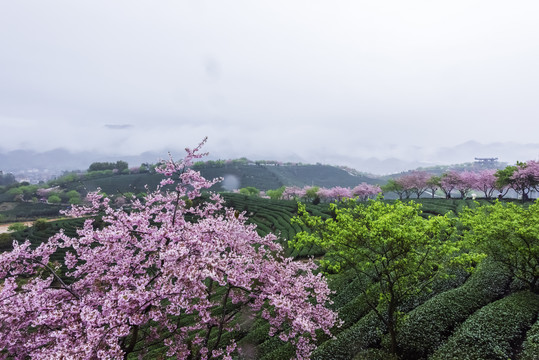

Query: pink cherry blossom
left=281, top=186, right=305, bottom=200
left=396, top=171, right=431, bottom=199
left=439, top=171, right=461, bottom=198
left=352, top=183, right=381, bottom=201
left=0, top=138, right=338, bottom=359
left=510, top=160, right=539, bottom=199
left=474, top=169, right=499, bottom=199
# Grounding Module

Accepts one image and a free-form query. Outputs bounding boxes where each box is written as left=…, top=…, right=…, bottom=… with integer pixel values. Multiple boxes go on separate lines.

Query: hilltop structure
left=474, top=157, right=499, bottom=168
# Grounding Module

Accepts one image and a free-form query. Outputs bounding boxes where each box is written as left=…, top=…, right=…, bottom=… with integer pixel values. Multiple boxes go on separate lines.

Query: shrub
left=65, top=190, right=80, bottom=199
left=259, top=340, right=295, bottom=360
left=398, top=260, right=512, bottom=358
left=431, top=291, right=539, bottom=360
left=521, top=319, right=539, bottom=360
left=310, top=311, right=384, bottom=360
left=32, top=218, right=49, bottom=231
left=0, top=233, right=13, bottom=250
left=352, top=349, right=397, bottom=360
left=68, top=197, right=81, bottom=205
left=6, top=188, right=23, bottom=201
left=7, top=223, right=27, bottom=232
left=47, top=195, right=61, bottom=204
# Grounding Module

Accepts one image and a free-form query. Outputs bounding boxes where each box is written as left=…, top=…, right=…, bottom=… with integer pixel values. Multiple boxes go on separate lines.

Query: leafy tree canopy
left=293, top=199, right=475, bottom=356
left=461, top=200, right=539, bottom=293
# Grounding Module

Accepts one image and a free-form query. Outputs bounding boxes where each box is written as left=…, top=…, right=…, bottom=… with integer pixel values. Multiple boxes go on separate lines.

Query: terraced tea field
left=3, top=195, right=538, bottom=359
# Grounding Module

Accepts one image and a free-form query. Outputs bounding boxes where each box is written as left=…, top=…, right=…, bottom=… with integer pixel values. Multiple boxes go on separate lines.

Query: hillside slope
left=55, top=164, right=382, bottom=196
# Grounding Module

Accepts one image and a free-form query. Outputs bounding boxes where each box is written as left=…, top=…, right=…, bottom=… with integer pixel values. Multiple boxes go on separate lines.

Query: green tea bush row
left=258, top=341, right=295, bottom=360
left=329, top=272, right=370, bottom=307
left=520, top=319, right=539, bottom=360
left=333, top=292, right=371, bottom=331
left=237, top=320, right=271, bottom=349
left=310, top=311, right=384, bottom=360
left=431, top=291, right=539, bottom=360
left=397, top=260, right=512, bottom=359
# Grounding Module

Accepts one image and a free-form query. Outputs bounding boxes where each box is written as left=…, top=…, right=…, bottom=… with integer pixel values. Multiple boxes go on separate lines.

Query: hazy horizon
left=2, top=1, right=539, bottom=173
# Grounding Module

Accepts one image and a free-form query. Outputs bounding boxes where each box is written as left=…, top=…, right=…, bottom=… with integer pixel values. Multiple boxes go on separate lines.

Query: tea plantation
left=3, top=195, right=538, bottom=359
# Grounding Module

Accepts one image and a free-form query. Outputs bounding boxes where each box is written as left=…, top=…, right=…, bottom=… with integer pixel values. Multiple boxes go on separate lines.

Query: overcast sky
left=1, top=1, right=539, bottom=172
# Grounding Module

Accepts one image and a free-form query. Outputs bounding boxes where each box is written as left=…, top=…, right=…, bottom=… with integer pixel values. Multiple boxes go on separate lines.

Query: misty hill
left=380, top=158, right=508, bottom=181
left=2, top=140, right=538, bottom=181
left=51, top=163, right=381, bottom=197
left=198, top=163, right=380, bottom=190
left=0, top=148, right=163, bottom=182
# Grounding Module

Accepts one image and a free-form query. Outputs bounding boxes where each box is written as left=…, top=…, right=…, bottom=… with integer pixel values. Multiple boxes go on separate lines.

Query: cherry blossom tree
left=316, top=187, right=333, bottom=202
left=396, top=171, right=430, bottom=199
left=0, top=139, right=338, bottom=359
left=454, top=171, right=477, bottom=199
left=496, top=161, right=539, bottom=200
left=352, top=183, right=381, bottom=201
left=328, top=186, right=353, bottom=201
left=474, top=169, right=501, bottom=199
left=510, top=160, right=539, bottom=200
left=439, top=171, right=461, bottom=199
left=281, top=186, right=305, bottom=200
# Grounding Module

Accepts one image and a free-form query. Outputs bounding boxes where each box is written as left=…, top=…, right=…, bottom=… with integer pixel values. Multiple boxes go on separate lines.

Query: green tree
left=266, top=186, right=285, bottom=200
left=381, top=179, right=406, bottom=200
left=88, top=162, right=112, bottom=172
left=18, top=185, right=38, bottom=200
left=115, top=160, right=128, bottom=172
left=33, top=218, right=49, bottom=231
left=7, top=223, right=27, bottom=232
left=0, top=172, right=16, bottom=186
left=6, top=187, right=23, bottom=200
left=426, top=175, right=441, bottom=198
left=122, top=192, right=135, bottom=199
left=56, top=173, right=78, bottom=184
left=47, top=195, right=61, bottom=204
left=293, top=199, right=470, bottom=356
left=139, top=163, right=151, bottom=173
left=68, top=197, right=81, bottom=205
left=65, top=190, right=80, bottom=200
left=495, top=164, right=519, bottom=194
left=461, top=200, right=539, bottom=293
left=304, top=186, right=320, bottom=202
left=239, top=186, right=260, bottom=196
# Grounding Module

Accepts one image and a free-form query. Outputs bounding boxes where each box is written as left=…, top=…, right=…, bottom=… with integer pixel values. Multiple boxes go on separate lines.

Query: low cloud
left=105, top=124, right=134, bottom=130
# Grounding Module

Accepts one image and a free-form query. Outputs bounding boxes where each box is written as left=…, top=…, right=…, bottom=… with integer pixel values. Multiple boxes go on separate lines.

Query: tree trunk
left=387, top=300, right=398, bottom=357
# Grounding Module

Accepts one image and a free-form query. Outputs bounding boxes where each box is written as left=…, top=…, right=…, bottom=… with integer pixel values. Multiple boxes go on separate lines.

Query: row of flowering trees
left=235, top=184, right=382, bottom=202
left=279, top=184, right=382, bottom=202
left=384, top=160, right=539, bottom=200
left=495, top=160, right=539, bottom=200
left=383, top=170, right=502, bottom=200
left=230, top=162, right=539, bottom=202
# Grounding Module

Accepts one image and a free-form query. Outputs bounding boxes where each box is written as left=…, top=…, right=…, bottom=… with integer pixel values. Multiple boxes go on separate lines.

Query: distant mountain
left=1, top=141, right=539, bottom=180
left=338, top=141, right=539, bottom=174
left=0, top=148, right=163, bottom=173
